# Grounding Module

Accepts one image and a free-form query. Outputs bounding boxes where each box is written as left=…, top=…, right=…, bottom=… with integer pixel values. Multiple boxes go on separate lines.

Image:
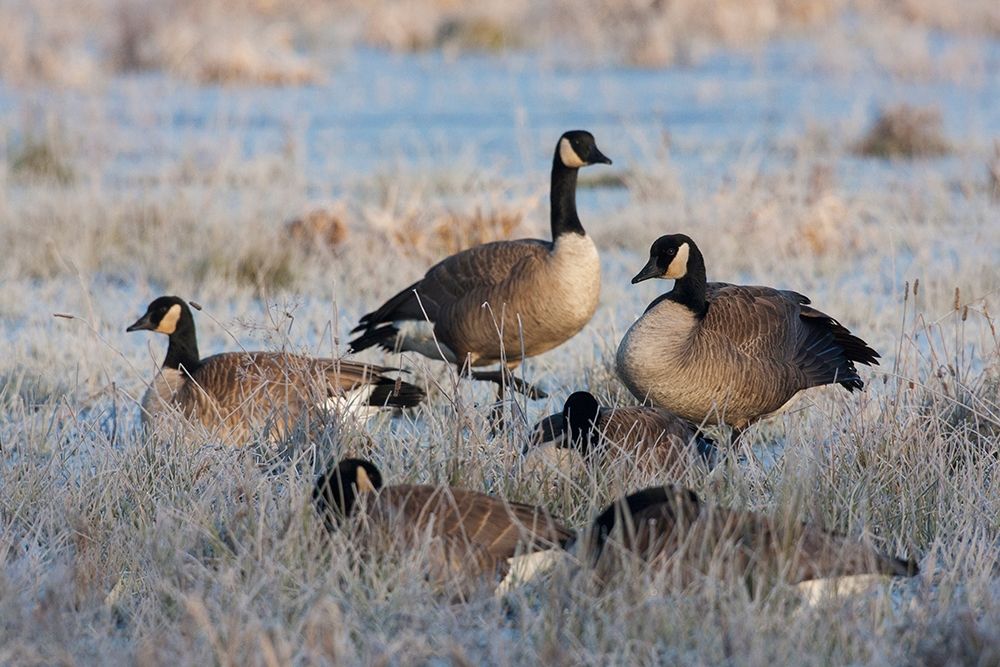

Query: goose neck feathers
left=163, top=324, right=201, bottom=371
left=550, top=157, right=584, bottom=238
left=562, top=391, right=602, bottom=456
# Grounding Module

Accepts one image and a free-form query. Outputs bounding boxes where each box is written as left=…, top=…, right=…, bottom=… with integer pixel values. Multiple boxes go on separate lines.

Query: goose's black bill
left=631, top=257, right=661, bottom=284
left=126, top=312, right=154, bottom=332
left=590, top=146, right=613, bottom=165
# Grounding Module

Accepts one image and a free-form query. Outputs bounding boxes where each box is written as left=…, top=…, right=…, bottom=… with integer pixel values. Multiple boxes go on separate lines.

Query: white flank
left=495, top=550, right=573, bottom=597
left=322, top=385, right=380, bottom=422
left=395, top=320, right=458, bottom=363
left=795, top=574, right=888, bottom=606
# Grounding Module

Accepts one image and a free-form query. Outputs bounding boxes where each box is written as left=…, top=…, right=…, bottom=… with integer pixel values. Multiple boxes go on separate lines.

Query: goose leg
left=470, top=370, right=548, bottom=399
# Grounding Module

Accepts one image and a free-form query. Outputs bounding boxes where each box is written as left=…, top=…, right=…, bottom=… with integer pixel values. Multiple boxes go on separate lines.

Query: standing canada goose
left=313, top=458, right=574, bottom=598
left=617, top=234, right=879, bottom=442
left=580, top=485, right=918, bottom=593
left=527, top=391, right=717, bottom=473
left=127, top=296, right=424, bottom=444
left=349, top=130, right=612, bottom=401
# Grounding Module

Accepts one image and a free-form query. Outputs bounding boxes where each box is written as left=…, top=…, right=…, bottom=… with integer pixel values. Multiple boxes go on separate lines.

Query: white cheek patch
left=155, top=304, right=183, bottom=334
left=355, top=467, right=377, bottom=494
left=664, top=242, right=690, bottom=279
left=559, top=138, right=586, bottom=168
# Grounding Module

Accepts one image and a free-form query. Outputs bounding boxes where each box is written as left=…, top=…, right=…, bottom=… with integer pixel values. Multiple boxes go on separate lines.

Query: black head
left=562, top=391, right=602, bottom=453
left=631, top=234, right=698, bottom=284
left=556, top=130, right=612, bottom=169
left=126, top=296, right=191, bottom=335
left=313, top=458, right=383, bottom=529
left=587, top=485, right=702, bottom=563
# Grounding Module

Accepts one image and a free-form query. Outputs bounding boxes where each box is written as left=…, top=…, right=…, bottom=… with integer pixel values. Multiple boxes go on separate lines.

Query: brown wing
left=181, top=352, right=421, bottom=438
left=354, top=239, right=550, bottom=328
left=736, top=512, right=918, bottom=582
left=704, top=282, right=877, bottom=393
left=371, top=485, right=572, bottom=571
left=599, top=406, right=701, bottom=469
left=591, top=486, right=916, bottom=588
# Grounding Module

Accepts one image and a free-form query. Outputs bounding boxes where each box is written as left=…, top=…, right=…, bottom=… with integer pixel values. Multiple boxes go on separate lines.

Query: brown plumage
left=528, top=391, right=716, bottom=474
left=583, top=486, right=918, bottom=591
left=349, top=131, right=612, bottom=398
left=127, top=296, right=424, bottom=445
left=618, top=234, right=879, bottom=433
left=314, top=459, right=574, bottom=598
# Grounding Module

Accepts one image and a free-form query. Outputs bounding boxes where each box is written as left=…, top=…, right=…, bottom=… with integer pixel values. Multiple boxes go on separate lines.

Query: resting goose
left=527, top=391, right=717, bottom=473
left=349, top=130, right=612, bottom=401
left=581, top=485, right=918, bottom=593
left=127, top=296, right=424, bottom=445
left=617, top=234, right=879, bottom=442
left=313, top=458, right=574, bottom=599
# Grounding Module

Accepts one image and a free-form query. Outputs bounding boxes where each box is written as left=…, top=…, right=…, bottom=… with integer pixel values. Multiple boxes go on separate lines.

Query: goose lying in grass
left=127, top=296, right=423, bottom=445
left=526, top=391, right=717, bottom=474
left=313, top=458, right=574, bottom=600
left=579, top=485, right=918, bottom=597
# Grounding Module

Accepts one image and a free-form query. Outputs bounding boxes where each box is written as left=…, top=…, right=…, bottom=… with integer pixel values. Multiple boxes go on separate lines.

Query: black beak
left=631, top=257, right=662, bottom=284
left=126, top=312, right=154, bottom=332
left=523, top=414, right=566, bottom=454
left=589, top=146, right=612, bottom=165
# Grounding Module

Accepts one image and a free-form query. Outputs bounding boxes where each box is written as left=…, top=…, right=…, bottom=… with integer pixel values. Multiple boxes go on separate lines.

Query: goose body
left=583, top=485, right=918, bottom=590
left=314, top=459, right=574, bottom=597
left=617, top=235, right=879, bottom=430
left=349, top=131, right=611, bottom=394
left=128, top=297, right=424, bottom=445
left=529, top=391, right=716, bottom=473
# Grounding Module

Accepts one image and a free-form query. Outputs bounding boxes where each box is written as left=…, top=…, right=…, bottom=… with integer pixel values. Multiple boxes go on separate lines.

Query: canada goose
left=580, top=485, right=918, bottom=593
left=617, top=234, right=879, bottom=442
left=349, top=130, right=612, bottom=401
left=313, top=458, right=574, bottom=598
left=527, top=391, right=717, bottom=473
left=127, top=296, right=424, bottom=444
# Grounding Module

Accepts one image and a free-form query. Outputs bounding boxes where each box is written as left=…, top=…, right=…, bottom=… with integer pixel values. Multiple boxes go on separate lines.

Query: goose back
left=141, top=353, right=421, bottom=443
left=354, top=235, right=600, bottom=366
left=587, top=486, right=917, bottom=590
left=338, top=483, right=574, bottom=597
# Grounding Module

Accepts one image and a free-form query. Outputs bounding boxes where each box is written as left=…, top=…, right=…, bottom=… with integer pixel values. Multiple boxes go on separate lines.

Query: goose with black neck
left=127, top=296, right=424, bottom=445
left=349, top=130, right=612, bottom=409
left=616, top=234, right=880, bottom=445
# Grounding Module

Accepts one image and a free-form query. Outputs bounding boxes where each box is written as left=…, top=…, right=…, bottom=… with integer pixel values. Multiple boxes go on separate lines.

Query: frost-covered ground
left=1, top=27, right=999, bottom=666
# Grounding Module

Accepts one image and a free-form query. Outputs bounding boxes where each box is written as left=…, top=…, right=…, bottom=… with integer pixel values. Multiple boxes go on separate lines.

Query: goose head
left=632, top=234, right=696, bottom=284
left=562, top=391, right=602, bottom=455
left=126, top=295, right=192, bottom=335
left=557, top=130, right=612, bottom=169
left=313, top=458, right=383, bottom=527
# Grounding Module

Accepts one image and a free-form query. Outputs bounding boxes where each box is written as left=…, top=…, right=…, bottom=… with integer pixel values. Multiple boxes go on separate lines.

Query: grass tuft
left=855, top=104, right=951, bottom=159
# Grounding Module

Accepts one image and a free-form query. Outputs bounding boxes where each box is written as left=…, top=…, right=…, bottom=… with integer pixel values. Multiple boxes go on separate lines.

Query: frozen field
left=1, top=14, right=999, bottom=665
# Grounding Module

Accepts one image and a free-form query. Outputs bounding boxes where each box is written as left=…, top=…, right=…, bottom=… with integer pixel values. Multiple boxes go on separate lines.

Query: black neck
left=667, top=246, right=709, bottom=317
left=163, top=320, right=201, bottom=371
left=566, top=414, right=598, bottom=459
left=550, top=158, right=584, bottom=238
left=314, top=473, right=356, bottom=532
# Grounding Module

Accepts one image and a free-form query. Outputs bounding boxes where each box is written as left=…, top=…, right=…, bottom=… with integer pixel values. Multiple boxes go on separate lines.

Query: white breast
left=140, top=368, right=186, bottom=418
left=616, top=298, right=700, bottom=413
left=547, top=233, right=601, bottom=322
